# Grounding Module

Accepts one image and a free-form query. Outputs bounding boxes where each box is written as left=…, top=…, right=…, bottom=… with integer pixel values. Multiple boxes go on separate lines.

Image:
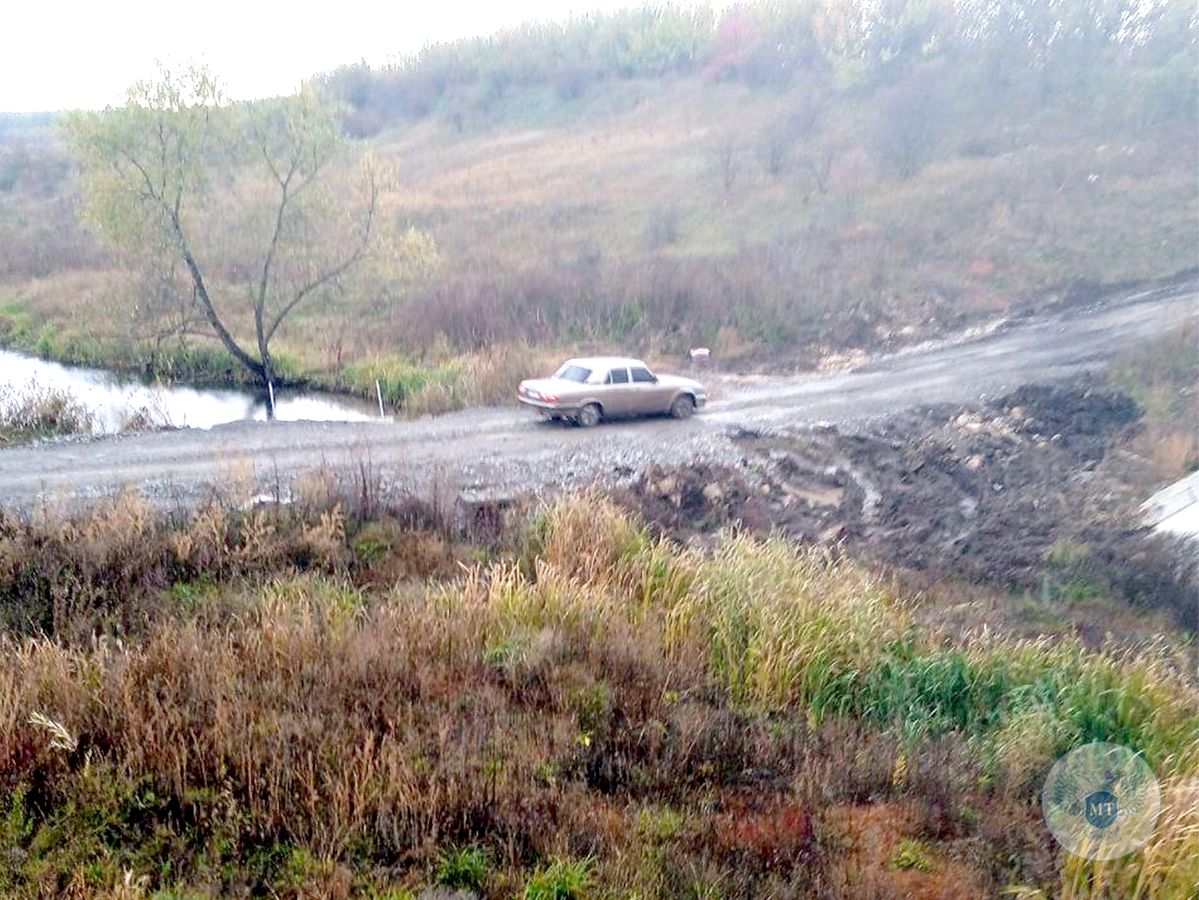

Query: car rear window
left=555, top=364, right=592, bottom=383
left=605, top=368, right=630, bottom=384
left=630, top=367, right=655, bottom=383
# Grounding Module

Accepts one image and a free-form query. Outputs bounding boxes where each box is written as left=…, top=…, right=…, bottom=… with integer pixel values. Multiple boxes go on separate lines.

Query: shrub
left=891, top=839, right=933, bottom=872
left=435, top=844, right=490, bottom=891
left=340, top=354, right=463, bottom=409
left=0, top=384, right=92, bottom=442
left=523, top=857, right=593, bottom=900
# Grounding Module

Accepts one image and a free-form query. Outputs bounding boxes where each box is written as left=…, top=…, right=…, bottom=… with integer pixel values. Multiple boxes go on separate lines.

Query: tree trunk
left=173, top=221, right=266, bottom=384
left=260, top=350, right=275, bottom=418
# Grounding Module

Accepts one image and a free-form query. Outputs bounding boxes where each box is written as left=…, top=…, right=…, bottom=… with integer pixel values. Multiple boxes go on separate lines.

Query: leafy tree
left=64, top=67, right=395, bottom=392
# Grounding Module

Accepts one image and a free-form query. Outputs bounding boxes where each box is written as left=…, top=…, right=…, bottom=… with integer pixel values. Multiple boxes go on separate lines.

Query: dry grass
left=1056, top=777, right=1199, bottom=900
left=0, top=491, right=1195, bottom=896
left=0, top=383, right=93, bottom=443
left=1110, top=321, right=1198, bottom=482
left=1005, top=778, right=1199, bottom=900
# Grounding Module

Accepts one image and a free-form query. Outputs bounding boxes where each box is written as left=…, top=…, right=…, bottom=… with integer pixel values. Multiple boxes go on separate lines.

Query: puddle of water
left=0, top=349, right=383, bottom=433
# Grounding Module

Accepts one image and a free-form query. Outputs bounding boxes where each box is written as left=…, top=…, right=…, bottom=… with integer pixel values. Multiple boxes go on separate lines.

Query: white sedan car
left=517, top=356, right=707, bottom=427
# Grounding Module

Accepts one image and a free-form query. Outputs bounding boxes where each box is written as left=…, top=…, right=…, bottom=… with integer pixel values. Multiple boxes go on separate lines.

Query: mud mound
left=1000, top=384, right=1139, bottom=461
left=624, top=381, right=1195, bottom=630
left=631, top=463, right=758, bottom=533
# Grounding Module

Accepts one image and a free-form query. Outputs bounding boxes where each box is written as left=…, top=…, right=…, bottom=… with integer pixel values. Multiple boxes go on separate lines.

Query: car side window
left=630, top=367, right=654, bottom=383
left=605, top=368, right=630, bottom=385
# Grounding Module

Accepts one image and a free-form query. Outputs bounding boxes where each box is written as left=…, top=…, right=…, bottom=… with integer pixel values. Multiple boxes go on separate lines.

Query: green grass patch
left=435, top=844, right=490, bottom=892
left=338, top=353, right=463, bottom=408
left=587, top=505, right=1199, bottom=773
left=524, top=856, right=594, bottom=900
left=891, top=838, right=934, bottom=872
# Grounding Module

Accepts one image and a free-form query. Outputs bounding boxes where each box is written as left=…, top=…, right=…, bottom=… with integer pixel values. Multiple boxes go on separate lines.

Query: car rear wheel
left=670, top=394, right=695, bottom=419
left=576, top=404, right=601, bottom=428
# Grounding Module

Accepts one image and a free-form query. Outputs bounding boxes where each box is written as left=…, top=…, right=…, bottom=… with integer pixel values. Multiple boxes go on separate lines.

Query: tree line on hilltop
left=321, top=0, right=1195, bottom=136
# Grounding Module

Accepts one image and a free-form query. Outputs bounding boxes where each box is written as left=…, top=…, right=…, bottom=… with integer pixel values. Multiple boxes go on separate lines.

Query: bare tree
left=715, top=137, right=739, bottom=191
left=759, top=88, right=829, bottom=180
left=875, top=67, right=945, bottom=179
left=799, top=142, right=839, bottom=197
left=759, top=124, right=792, bottom=178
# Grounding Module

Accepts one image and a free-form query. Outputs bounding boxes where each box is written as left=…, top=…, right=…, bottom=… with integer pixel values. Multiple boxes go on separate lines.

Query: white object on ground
left=1141, top=470, right=1199, bottom=537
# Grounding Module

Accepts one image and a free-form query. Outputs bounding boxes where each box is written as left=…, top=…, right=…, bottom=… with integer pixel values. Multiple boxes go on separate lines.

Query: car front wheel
left=576, top=404, right=601, bottom=427
left=670, top=394, right=695, bottom=419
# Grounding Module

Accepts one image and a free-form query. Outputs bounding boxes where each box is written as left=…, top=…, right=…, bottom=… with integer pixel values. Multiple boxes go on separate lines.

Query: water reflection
left=0, top=349, right=382, bottom=433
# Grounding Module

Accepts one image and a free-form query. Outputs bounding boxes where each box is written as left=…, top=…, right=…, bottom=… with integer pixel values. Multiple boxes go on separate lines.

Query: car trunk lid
left=518, top=378, right=573, bottom=400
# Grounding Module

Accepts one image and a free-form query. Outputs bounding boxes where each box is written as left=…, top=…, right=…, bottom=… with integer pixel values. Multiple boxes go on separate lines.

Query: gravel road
left=2, top=285, right=1194, bottom=512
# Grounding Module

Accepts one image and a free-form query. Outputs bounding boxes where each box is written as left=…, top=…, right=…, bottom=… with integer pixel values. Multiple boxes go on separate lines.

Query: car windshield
left=554, top=364, right=592, bottom=383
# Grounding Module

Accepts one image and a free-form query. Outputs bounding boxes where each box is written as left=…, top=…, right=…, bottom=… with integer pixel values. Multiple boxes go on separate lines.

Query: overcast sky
left=3, top=0, right=684, bottom=113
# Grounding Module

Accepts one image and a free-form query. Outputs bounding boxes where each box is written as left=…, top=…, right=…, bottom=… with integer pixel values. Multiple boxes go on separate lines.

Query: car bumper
left=517, top=396, right=579, bottom=414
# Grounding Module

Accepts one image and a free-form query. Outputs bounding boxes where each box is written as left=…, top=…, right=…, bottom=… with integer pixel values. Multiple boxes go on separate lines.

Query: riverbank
left=0, top=299, right=267, bottom=389
left=0, top=347, right=381, bottom=439
left=0, top=297, right=561, bottom=417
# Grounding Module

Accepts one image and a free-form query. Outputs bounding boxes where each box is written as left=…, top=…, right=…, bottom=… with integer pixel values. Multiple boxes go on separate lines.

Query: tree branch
left=118, top=149, right=162, bottom=203
left=265, top=173, right=379, bottom=344
left=254, top=157, right=297, bottom=364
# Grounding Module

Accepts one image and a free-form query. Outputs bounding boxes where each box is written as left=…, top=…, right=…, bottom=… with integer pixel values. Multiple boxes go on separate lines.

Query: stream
left=0, top=348, right=382, bottom=433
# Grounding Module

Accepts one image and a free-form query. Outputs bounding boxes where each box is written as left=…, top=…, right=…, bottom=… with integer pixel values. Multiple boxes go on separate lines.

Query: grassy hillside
left=0, top=1, right=1195, bottom=411
left=1, top=489, right=1196, bottom=897
left=365, top=78, right=1195, bottom=351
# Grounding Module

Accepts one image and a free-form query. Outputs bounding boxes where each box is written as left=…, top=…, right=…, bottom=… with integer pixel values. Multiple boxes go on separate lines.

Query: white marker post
left=376, top=379, right=385, bottom=420
left=267, top=380, right=276, bottom=419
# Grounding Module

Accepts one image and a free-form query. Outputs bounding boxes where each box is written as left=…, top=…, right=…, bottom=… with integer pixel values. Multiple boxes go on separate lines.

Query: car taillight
left=543, top=394, right=558, bottom=402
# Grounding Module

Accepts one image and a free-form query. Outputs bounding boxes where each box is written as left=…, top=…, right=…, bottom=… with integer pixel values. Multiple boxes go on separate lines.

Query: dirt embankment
left=627, top=381, right=1197, bottom=630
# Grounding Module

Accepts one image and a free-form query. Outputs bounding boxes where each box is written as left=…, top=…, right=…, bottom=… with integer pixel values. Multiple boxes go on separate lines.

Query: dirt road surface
left=1, top=285, right=1194, bottom=512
